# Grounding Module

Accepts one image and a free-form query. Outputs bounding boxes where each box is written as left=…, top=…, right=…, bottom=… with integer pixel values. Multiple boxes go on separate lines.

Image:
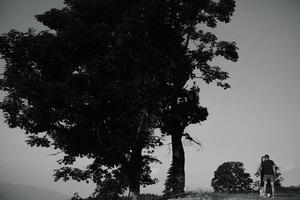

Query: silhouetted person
left=261, top=154, right=276, bottom=198
left=256, top=155, right=266, bottom=197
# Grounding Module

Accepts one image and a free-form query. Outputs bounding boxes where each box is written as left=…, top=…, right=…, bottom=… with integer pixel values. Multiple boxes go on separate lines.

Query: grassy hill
left=0, top=182, right=70, bottom=200
left=166, top=191, right=300, bottom=200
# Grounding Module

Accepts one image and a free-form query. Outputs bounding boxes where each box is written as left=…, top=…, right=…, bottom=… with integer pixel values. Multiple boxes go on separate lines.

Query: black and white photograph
left=0, top=0, right=299, bottom=199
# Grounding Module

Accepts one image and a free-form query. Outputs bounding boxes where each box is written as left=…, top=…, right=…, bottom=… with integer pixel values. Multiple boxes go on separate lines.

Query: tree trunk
left=128, top=144, right=143, bottom=200
left=129, top=191, right=139, bottom=200
left=128, top=109, right=146, bottom=200
left=128, top=170, right=140, bottom=200
left=170, top=129, right=185, bottom=194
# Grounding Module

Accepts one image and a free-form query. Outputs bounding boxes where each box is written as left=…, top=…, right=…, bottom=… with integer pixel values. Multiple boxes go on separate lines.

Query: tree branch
left=137, top=108, right=147, bottom=135
left=48, top=151, right=63, bottom=156
left=182, top=132, right=202, bottom=147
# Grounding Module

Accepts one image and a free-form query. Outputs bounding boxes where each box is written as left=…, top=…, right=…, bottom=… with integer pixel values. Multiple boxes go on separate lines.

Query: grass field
left=167, top=193, right=300, bottom=200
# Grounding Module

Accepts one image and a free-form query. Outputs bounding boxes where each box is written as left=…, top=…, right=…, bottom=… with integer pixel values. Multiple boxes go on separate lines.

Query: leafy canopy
left=211, top=161, right=253, bottom=193
left=0, top=0, right=238, bottom=196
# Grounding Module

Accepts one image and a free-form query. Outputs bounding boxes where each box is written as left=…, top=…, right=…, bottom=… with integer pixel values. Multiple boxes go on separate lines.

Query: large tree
left=0, top=0, right=238, bottom=199
left=157, top=0, right=238, bottom=195
left=0, top=0, right=179, bottom=199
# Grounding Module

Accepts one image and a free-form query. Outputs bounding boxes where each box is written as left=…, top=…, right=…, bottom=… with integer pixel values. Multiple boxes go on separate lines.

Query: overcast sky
left=0, top=0, right=300, bottom=197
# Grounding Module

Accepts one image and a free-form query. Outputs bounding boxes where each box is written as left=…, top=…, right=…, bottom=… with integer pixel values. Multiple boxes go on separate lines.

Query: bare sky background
left=0, top=0, right=300, bottom=197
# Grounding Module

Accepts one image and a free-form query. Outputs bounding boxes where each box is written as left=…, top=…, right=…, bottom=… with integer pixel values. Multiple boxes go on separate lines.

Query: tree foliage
left=0, top=0, right=238, bottom=198
left=211, top=161, right=253, bottom=193
left=0, top=0, right=174, bottom=197
left=160, top=0, right=238, bottom=195
left=273, top=165, right=284, bottom=187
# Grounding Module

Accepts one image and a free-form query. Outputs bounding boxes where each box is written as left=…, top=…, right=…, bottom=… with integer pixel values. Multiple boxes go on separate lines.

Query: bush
left=211, top=161, right=253, bottom=192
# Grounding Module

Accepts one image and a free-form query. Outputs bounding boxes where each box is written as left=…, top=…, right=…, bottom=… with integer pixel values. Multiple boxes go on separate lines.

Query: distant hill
left=0, top=182, right=70, bottom=200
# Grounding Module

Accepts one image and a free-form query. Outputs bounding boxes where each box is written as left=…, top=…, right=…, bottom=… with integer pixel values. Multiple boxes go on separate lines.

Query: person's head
left=261, top=155, right=266, bottom=162
left=264, top=154, right=270, bottom=160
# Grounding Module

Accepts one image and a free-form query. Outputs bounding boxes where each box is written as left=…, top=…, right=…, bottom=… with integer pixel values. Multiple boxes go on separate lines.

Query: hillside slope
left=0, top=182, right=70, bottom=200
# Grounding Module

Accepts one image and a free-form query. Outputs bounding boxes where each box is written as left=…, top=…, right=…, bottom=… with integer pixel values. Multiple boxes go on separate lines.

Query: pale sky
left=0, top=0, right=300, bottom=197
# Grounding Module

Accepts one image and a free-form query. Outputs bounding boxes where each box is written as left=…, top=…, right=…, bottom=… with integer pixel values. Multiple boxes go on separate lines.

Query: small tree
left=211, top=161, right=253, bottom=193
left=274, top=165, right=284, bottom=187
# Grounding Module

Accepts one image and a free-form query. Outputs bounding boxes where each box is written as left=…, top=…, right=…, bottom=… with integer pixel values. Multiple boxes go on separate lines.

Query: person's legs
left=260, top=177, right=264, bottom=197
left=263, top=180, right=268, bottom=197
left=270, top=180, right=275, bottom=197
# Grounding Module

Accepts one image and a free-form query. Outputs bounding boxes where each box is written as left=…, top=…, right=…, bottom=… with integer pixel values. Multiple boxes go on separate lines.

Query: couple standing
left=257, top=154, right=277, bottom=198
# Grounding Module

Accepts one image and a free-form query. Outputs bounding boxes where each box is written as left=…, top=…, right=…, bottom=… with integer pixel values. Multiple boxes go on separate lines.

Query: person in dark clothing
left=261, top=154, right=276, bottom=198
